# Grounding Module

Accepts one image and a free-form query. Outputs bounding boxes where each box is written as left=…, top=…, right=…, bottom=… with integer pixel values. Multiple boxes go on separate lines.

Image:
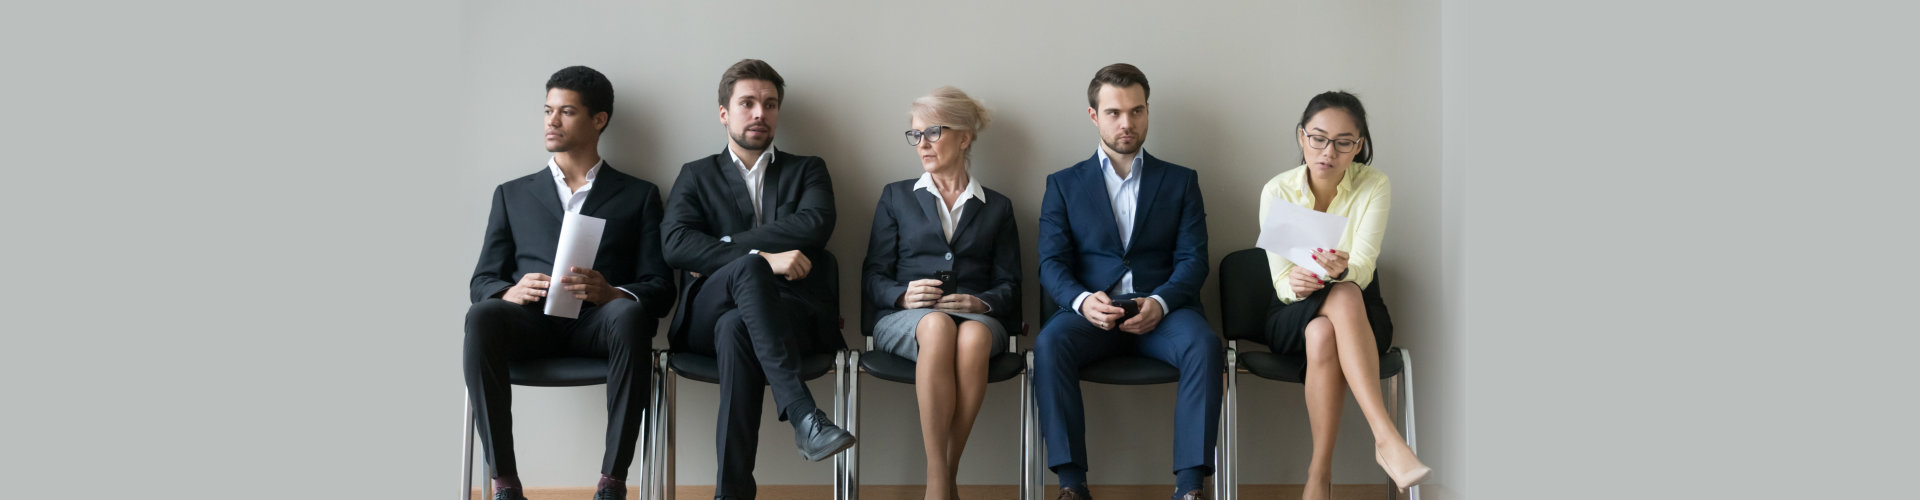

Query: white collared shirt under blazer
left=1259, top=162, right=1391, bottom=304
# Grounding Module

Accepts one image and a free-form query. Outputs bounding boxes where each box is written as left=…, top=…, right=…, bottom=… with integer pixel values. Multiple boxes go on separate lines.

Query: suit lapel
left=716, top=149, right=757, bottom=228
left=1130, top=154, right=1167, bottom=243
left=530, top=167, right=565, bottom=222
left=950, top=196, right=984, bottom=244
left=1080, top=158, right=1124, bottom=250
left=579, top=163, right=626, bottom=218
left=913, top=188, right=946, bottom=244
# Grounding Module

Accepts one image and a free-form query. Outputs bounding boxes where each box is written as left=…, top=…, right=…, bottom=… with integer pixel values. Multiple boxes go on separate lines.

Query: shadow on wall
left=599, top=84, right=664, bottom=182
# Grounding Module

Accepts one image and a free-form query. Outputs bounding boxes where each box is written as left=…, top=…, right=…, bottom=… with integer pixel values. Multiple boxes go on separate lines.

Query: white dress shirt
left=1071, top=147, right=1170, bottom=318
left=547, top=157, right=603, bottom=213
left=912, top=171, right=985, bottom=242
left=547, top=157, right=638, bottom=302
left=726, top=145, right=775, bottom=227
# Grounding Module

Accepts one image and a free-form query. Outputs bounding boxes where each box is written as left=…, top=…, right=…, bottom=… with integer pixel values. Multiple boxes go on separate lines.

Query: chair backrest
left=1037, top=284, right=1063, bottom=331
left=1218, top=248, right=1274, bottom=342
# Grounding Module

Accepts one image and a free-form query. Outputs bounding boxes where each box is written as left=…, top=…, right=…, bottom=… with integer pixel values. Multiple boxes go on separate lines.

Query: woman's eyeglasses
left=1304, top=133, right=1362, bottom=154
left=905, top=125, right=951, bottom=146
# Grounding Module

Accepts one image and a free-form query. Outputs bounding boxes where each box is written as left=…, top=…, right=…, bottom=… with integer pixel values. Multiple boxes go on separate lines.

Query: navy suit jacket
left=660, top=148, right=842, bottom=351
left=1037, top=151, right=1209, bottom=314
left=468, top=164, right=676, bottom=319
left=861, top=178, right=1021, bottom=333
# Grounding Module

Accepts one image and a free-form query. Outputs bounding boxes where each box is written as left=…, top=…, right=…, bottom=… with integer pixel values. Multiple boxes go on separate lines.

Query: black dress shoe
left=592, top=484, right=626, bottom=500
left=1056, top=486, right=1089, bottom=500
left=1175, top=489, right=1204, bottom=500
left=492, top=487, right=527, bottom=500
left=793, top=408, right=856, bottom=461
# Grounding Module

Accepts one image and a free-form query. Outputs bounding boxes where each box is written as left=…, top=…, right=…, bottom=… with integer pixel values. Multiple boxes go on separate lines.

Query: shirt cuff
left=1070, top=291, right=1093, bottom=316
left=748, top=248, right=760, bottom=255
left=617, top=286, right=639, bottom=303
left=1147, top=295, right=1170, bottom=315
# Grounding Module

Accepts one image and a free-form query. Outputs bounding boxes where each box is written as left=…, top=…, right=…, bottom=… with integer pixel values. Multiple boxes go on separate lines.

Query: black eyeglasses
left=904, top=125, right=950, bottom=146
left=1304, top=133, right=1362, bottom=154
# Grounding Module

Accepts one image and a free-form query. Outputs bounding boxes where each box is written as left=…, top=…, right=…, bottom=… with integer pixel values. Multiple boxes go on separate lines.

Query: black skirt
left=1263, top=277, right=1393, bottom=356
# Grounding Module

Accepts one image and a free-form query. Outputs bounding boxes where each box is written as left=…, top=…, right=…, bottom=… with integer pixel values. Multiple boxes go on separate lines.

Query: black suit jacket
left=468, top=164, right=675, bottom=320
left=661, top=148, right=842, bottom=351
left=861, top=178, right=1021, bottom=333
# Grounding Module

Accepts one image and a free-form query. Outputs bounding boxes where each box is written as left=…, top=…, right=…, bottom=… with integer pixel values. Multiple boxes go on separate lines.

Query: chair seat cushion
left=508, top=357, right=611, bottom=387
left=1079, top=355, right=1182, bottom=385
left=668, top=351, right=839, bottom=384
left=859, top=351, right=1024, bottom=384
left=1240, top=346, right=1403, bottom=383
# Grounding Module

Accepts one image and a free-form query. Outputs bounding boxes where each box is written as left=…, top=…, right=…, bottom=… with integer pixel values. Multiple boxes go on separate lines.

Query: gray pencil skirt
left=872, top=308, right=1011, bottom=362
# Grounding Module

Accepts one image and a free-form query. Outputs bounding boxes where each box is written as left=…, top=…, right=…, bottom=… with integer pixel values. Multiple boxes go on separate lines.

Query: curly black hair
left=546, top=65, right=614, bottom=133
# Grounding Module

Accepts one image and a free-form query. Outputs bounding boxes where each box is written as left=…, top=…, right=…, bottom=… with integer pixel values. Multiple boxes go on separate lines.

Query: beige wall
left=456, top=0, right=1449, bottom=489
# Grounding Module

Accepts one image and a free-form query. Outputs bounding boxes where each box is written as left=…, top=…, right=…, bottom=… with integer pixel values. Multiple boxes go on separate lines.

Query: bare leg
left=948, top=321, right=994, bottom=492
left=1321, top=283, right=1426, bottom=482
left=1300, top=316, right=1343, bottom=500
left=914, top=312, right=959, bottom=500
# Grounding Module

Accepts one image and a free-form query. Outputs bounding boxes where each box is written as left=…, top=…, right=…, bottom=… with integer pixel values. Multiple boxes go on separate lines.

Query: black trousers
left=682, top=255, right=823, bottom=499
left=463, top=297, right=655, bottom=479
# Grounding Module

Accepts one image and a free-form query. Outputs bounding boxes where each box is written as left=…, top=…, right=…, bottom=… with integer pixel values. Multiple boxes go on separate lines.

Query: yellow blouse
left=1258, top=162, right=1391, bottom=304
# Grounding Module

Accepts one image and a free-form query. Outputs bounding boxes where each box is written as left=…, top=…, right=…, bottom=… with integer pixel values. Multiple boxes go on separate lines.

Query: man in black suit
left=464, top=66, right=673, bottom=500
left=661, top=59, right=854, bottom=500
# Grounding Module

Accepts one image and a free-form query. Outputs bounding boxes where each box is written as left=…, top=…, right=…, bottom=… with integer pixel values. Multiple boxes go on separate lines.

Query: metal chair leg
left=1018, top=355, right=1031, bottom=500
left=1400, top=348, right=1419, bottom=500
left=462, top=392, right=476, bottom=500
left=646, top=351, right=666, bottom=500
left=847, top=350, right=862, bottom=500
left=1221, top=343, right=1239, bottom=500
left=663, top=353, right=678, bottom=500
left=833, top=350, right=848, bottom=500
left=1024, top=350, right=1042, bottom=500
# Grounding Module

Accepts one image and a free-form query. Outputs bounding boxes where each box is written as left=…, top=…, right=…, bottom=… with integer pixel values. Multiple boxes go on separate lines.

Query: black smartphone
left=933, top=270, right=957, bottom=295
left=1112, top=298, right=1140, bottom=326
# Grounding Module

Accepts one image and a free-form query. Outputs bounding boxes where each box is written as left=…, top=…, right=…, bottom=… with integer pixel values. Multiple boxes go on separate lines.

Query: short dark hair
left=1086, top=63, right=1150, bottom=109
left=546, top=65, right=614, bottom=134
left=1296, top=90, right=1374, bottom=165
left=717, top=59, right=785, bottom=107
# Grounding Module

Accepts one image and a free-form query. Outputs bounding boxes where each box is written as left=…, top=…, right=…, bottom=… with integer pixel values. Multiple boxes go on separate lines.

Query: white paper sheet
left=1255, top=197, right=1347, bottom=279
left=545, top=211, right=606, bottom=319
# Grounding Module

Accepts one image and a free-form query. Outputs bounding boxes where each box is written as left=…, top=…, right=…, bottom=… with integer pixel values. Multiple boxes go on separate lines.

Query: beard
left=730, top=126, right=774, bottom=152
left=1102, top=131, right=1145, bottom=156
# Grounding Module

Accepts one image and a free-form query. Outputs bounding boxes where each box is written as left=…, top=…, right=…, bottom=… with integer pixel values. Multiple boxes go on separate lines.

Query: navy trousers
left=1033, top=304, right=1222, bottom=476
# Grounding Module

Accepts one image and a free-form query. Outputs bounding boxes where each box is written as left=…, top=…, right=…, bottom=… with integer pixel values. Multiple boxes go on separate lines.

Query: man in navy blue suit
left=1034, top=63, right=1222, bottom=500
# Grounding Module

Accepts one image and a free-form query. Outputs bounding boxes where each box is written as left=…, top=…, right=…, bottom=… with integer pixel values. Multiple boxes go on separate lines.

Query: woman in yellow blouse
left=1257, top=91, right=1429, bottom=497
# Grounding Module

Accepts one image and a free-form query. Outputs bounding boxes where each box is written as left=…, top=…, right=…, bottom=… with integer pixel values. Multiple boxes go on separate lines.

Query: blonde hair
left=911, top=86, right=991, bottom=153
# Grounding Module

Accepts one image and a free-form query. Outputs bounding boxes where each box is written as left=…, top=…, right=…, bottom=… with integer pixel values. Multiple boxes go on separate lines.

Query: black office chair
left=1031, top=288, right=1225, bottom=500
left=1215, top=248, right=1418, bottom=500
left=652, top=250, right=852, bottom=500
left=461, top=355, right=663, bottom=500
left=841, top=284, right=1031, bottom=500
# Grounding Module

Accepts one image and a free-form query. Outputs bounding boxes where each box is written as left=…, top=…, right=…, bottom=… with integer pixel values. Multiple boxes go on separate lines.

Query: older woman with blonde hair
left=862, top=86, right=1021, bottom=500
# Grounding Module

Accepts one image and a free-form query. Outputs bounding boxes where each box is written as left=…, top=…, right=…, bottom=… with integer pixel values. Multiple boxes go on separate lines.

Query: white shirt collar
left=912, top=171, right=985, bottom=205
left=547, top=157, right=604, bottom=185
left=726, top=145, right=776, bottom=172
left=1094, top=145, right=1145, bottom=181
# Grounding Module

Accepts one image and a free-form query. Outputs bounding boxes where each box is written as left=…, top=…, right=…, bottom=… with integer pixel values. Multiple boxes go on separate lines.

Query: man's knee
left=602, top=300, right=657, bottom=350
left=720, top=253, right=776, bottom=281
left=465, top=299, right=523, bottom=343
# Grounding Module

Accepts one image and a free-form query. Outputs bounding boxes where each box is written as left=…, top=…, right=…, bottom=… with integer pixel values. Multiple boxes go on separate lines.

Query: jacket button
left=1122, top=258, right=1130, bottom=265
left=944, top=252, right=953, bottom=261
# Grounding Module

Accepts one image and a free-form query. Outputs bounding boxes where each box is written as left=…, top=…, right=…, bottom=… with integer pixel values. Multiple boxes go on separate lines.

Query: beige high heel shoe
left=1375, top=449, right=1432, bottom=492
